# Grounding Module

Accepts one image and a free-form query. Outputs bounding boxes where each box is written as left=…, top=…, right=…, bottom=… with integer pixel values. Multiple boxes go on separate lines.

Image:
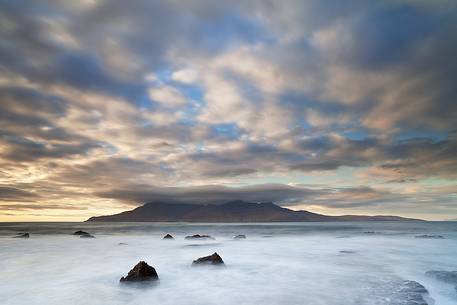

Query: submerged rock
left=163, top=234, right=174, bottom=239
left=73, top=230, right=90, bottom=235
left=80, top=233, right=95, bottom=238
left=185, top=234, right=215, bottom=240
left=120, top=261, right=159, bottom=283
left=184, top=243, right=221, bottom=248
left=339, top=250, right=356, bottom=254
left=14, top=233, right=29, bottom=238
left=234, top=234, right=246, bottom=239
left=415, top=234, right=444, bottom=239
left=426, top=270, right=457, bottom=284
left=390, top=280, right=429, bottom=305
left=192, top=252, right=224, bottom=266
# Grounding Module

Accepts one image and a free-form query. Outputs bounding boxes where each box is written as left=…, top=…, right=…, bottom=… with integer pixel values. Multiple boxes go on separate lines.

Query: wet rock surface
left=185, top=234, right=215, bottom=240
left=192, top=252, right=224, bottom=266
left=120, top=261, right=159, bottom=283
left=14, top=233, right=29, bottom=238
left=163, top=234, right=174, bottom=239
left=389, top=280, right=430, bottom=305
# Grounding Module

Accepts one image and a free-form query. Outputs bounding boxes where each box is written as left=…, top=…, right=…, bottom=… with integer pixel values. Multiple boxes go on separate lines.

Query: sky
left=0, top=0, right=456, bottom=221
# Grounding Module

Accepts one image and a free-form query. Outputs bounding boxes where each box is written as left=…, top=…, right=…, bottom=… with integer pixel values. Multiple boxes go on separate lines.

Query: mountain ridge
left=86, top=200, right=423, bottom=222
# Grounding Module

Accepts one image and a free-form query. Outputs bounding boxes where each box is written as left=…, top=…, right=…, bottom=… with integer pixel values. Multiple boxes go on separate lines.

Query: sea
left=0, top=221, right=456, bottom=305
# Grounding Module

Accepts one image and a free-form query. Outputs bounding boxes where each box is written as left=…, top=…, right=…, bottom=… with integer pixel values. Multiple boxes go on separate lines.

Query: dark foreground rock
left=185, top=234, right=215, bottom=240
left=234, top=234, right=246, bottom=239
left=192, top=252, right=224, bottom=266
left=73, top=230, right=90, bottom=235
left=14, top=233, right=29, bottom=238
left=120, top=261, right=159, bottom=283
left=415, top=234, right=444, bottom=239
left=390, top=280, right=429, bottom=305
left=80, top=233, right=95, bottom=238
left=163, top=234, right=174, bottom=239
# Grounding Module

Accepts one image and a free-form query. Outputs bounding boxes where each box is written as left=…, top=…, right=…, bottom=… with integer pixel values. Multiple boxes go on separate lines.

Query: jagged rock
left=192, top=252, right=224, bottom=266
left=14, top=233, right=29, bottom=238
left=120, top=261, right=159, bottom=282
left=234, top=234, right=246, bottom=239
left=163, top=234, right=174, bottom=239
left=185, top=234, right=215, bottom=240
left=80, top=233, right=95, bottom=238
left=390, top=280, right=429, bottom=305
left=73, top=230, right=90, bottom=235
left=415, top=234, right=444, bottom=239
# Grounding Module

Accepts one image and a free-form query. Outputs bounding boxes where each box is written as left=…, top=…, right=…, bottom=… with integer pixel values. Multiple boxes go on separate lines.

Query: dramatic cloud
left=0, top=0, right=456, bottom=220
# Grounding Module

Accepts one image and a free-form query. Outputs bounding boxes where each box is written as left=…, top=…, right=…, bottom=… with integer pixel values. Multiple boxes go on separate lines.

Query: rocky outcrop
left=192, top=252, right=224, bottom=266
left=73, top=230, right=90, bottom=235
left=163, top=234, right=174, bottom=239
left=120, top=261, right=159, bottom=283
left=390, top=280, right=430, bottom=305
left=14, top=233, right=29, bottom=238
left=234, top=234, right=246, bottom=239
left=185, top=234, right=215, bottom=240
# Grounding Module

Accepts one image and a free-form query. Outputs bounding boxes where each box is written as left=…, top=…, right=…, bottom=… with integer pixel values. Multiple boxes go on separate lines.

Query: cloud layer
left=0, top=0, right=456, bottom=220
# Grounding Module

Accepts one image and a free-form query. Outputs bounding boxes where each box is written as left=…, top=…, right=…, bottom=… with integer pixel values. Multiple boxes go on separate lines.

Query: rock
left=14, top=233, right=29, bottom=238
left=163, top=234, right=174, bottom=239
left=234, top=234, right=246, bottom=239
left=120, top=261, right=159, bottom=283
left=80, top=233, right=95, bottom=238
left=192, top=252, right=224, bottom=266
left=339, top=250, right=356, bottom=254
left=415, top=234, right=444, bottom=239
left=426, top=270, right=457, bottom=284
left=73, top=230, right=90, bottom=235
left=118, top=242, right=128, bottom=245
left=185, top=234, right=215, bottom=240
left=390, top=280, right=429, bottom=305
left=184, top=243, right=220, bottom=248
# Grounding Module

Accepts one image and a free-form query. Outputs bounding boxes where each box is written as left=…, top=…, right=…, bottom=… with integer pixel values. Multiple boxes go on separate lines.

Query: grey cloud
left=95, top=183, right=321, bottom=205
left=290, top=160, right=343, bottom=172
left=0, top=203, right=84, bottom=211
left=0, top=135, right=102, bottom=162
left=0, top=186, right=39, bottom=202
left=0, top=0, right=456, bottom=219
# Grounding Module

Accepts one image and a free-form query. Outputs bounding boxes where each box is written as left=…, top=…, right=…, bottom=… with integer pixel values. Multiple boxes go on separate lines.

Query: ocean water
left=0, top=222, right=456, bottom=305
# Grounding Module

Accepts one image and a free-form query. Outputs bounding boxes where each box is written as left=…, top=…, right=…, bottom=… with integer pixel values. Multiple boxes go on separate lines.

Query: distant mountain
left=86, top=200, right=422, bottom=222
